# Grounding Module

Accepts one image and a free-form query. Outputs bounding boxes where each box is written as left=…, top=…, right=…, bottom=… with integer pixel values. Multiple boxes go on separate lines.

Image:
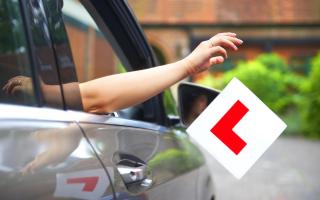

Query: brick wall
left=65, top=24, right=116, bottom=82
left=129, top=0, right=320, bottom=24
left=128, top=0, right=320, bottom=82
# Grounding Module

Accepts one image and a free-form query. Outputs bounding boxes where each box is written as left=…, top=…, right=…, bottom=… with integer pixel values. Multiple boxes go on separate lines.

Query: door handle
left=114, top=153, right=153, bottom=193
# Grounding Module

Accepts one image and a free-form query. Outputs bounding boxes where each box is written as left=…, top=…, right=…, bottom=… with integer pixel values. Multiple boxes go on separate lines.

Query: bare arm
left=80, top=33, right=243, bottom=114
left=80, top=60, right=189, bottom=113
left=2, top=33, right=242, bottom=113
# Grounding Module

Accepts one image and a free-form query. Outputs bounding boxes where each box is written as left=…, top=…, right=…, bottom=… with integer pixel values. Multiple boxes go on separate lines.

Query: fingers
left=224, top=36, right=243, bottom=46
left=2, top=76, right=25, bottom=95
left=206, top=33, right=243, bottom=68
left=186, top=32, right=242, bottom=74
left=209, top=34, right=243, bottom=50
left=2, top=79, right=21, bottom=95
left=2, top=82, right=9, bottom=93
left=217, top=32, right=237, bottom=37
left=220, top=38, right=238, bottom=50
left=2, top=77, right=16, bottom=92
left=210, top=46, right=228, bottom=59
left=210, top=56, right=224, bottom=65
left=11, top=86, right=23, bottom=95
left=2, top=80, right=15, bottom=94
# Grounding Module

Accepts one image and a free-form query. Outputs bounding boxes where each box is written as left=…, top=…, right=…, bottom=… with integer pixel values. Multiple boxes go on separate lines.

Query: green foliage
left=199, top=56, right=297, bottom=114
left=236, top=62, right=288, bottom=113
left=301, top=52, right=320, bottom=138
left=149, top=136, right=204, bottom=174
left=116, top=62, right=127, bottom=73
left=163, top=89, right=178, bottom=115
left=149, top=149, right=192, bottom=174
left=197, top=53, right=316, bottom=138
left=256, top=53, right=288, bottom=73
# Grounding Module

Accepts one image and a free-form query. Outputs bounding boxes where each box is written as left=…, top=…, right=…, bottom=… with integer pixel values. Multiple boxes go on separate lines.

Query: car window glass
left=41, top=0, right=83, bottom=111
left=126, top=0, right=179, bottom=117
left=24, top=0, right=65, bottom=109
left=62, top=0, right=127, bottom=83
left=0, top=0, right=37, bottom=106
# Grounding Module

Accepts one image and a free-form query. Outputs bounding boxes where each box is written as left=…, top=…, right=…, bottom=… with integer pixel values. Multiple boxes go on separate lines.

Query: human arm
left=80, top=32, right=243, bottom=114
left=2, top=33, right=242, bottom=113
left=2, top=76, right=79, bottom=107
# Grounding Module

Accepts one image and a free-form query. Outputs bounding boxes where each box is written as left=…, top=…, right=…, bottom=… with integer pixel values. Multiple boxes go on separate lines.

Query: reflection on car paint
left=54, top=168, right=113, bottom=200
left=100, top=192, right=148, bottom=200
left=80, top=123, right=205, bottom=198
left=0, top=120, right=114, bottom=199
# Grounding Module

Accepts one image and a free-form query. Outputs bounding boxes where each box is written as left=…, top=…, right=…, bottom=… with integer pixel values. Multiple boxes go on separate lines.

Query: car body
left=0, top=0, right=215, bottom=199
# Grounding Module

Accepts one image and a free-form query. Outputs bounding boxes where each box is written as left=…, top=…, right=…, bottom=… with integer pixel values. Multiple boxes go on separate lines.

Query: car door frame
left=18, top=0, right=66, bottom=109
left=80, top=0, right=169, bottom=126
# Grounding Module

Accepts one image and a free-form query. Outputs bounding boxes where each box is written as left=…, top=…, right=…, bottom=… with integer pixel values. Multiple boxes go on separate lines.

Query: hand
left=2, top=75, right=33, bottom=96
left=21, top=126, right=81, bottom=175
left=183, top=32, right=243, bottom=75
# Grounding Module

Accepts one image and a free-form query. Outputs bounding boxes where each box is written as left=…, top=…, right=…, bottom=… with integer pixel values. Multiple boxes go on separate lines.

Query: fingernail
left=239, top=39, right=243, bottom=44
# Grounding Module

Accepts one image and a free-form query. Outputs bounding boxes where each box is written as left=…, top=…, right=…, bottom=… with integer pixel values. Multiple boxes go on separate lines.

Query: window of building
left=0, top=0, right=36, bottom=106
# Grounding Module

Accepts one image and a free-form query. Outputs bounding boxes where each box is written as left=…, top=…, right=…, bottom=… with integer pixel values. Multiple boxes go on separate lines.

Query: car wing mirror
left=178, top=82, right=220, bottom=127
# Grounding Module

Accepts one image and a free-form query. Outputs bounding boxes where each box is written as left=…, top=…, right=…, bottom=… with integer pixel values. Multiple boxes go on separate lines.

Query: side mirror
left=178, top=82, right=220, bottom=127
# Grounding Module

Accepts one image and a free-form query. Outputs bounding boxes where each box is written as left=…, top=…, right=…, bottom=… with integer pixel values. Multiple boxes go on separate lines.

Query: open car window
left=62, top=0, right=127, bottom=83
left=61, top=0, right=151, bottom=120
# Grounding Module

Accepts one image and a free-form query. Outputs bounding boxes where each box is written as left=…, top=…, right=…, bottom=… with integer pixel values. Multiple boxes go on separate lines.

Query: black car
left=0, top=0, right=218, bottom=199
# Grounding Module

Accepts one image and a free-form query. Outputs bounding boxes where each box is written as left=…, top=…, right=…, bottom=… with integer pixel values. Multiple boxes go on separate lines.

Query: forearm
left=79, top=32, right=242, bottom=114
left=80, top=60, right=189, bottom=113
left=41, top=84, right=63, bottom=107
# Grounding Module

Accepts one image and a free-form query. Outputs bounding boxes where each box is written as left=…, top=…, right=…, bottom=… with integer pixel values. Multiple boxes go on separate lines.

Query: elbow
left=80, top=84, right=117, bottom=114
left=83, top=97, right=119, bottom=114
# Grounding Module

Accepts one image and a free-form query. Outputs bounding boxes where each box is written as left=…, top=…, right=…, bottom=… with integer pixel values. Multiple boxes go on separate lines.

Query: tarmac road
left=205, top=137, right=320, bottom=200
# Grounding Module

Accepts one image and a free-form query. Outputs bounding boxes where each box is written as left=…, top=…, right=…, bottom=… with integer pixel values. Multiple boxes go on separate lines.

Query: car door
left=78, top=119, right=204, bottom=200
left=0, top=107, right=116, bottom=200
left=59, top=1, right=207, bottom=199
left=0, top=0, right=114, bottom=199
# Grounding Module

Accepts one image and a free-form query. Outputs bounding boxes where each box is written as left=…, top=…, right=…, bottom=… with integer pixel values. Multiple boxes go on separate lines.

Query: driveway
left=205, top=137, right=320, bottom=200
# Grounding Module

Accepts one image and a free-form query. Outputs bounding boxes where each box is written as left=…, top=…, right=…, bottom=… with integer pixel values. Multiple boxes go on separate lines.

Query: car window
left=126, top=0, right=179, bottom=117
left=0, top=0, right=37, bottom=106
left=41, top=0, right=83, bottom=111
left=62, top=0, right=172, bottom=122
left=62, top=0, right=127, bottom=83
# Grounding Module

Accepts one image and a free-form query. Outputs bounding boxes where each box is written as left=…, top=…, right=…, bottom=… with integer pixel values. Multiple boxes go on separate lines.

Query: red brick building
left=62, top=0, right=121, bottom=82
left=128, top=0, right=320, bottom=75
left=61, top=0, right=320, bottom=82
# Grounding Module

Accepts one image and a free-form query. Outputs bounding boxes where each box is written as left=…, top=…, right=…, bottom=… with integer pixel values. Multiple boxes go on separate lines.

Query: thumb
left=209, top=56, right=224, bottom=65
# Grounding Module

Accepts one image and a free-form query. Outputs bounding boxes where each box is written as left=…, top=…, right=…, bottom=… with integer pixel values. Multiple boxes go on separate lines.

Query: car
left=0, top=0, right=218, bottom=199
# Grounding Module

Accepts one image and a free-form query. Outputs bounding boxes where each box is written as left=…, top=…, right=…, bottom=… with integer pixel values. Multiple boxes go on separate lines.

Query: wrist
left=180, top=57, right=195, bottom=77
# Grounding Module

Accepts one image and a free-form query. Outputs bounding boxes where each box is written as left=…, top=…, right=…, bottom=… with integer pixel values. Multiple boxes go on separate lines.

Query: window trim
left=79, top=0, right=169, bottom=125
left=18, top=0, right=43, bottom=107
left=19, top=0, right=65, bottom=109
left=43, top=0, right=83, bottom=111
